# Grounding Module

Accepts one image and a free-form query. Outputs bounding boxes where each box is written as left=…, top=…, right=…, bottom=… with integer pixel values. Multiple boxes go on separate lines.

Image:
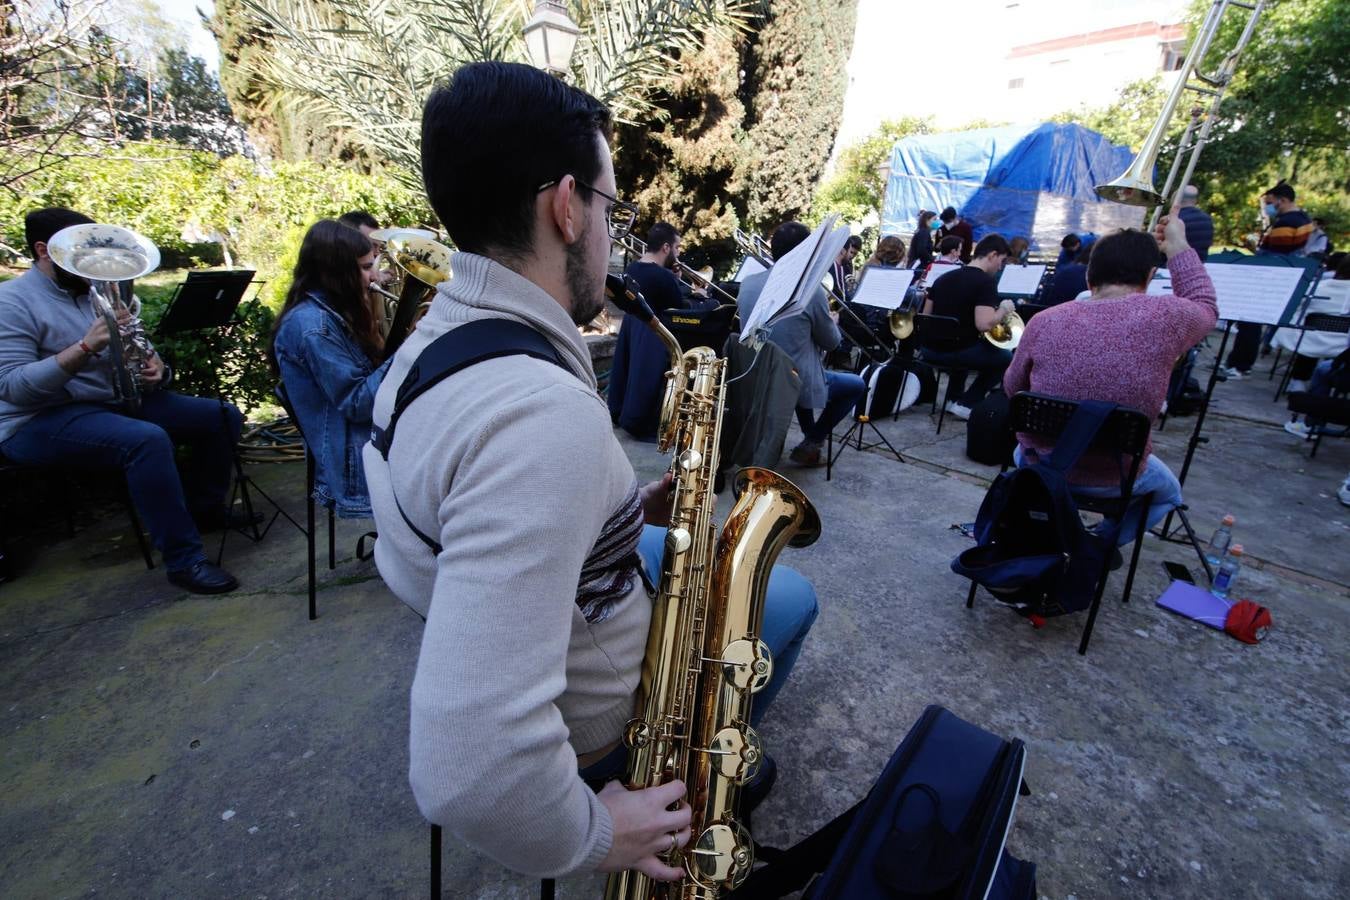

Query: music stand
left=155, top=270, right=298, bottom=560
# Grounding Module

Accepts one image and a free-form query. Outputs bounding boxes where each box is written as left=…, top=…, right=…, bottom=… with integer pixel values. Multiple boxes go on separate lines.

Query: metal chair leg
left=1120, top=500, right=1151, bottom=605
left=429, top=824, right=441, bottom=899
left=327, top=506, right=336, bottom=570
left=540, top=879, right=555, bottom=899
left=966, top=581, right=978, bottom=609
left=119, top=478, right=156, bottom=570
left=306, top=454, right=317, bottom=621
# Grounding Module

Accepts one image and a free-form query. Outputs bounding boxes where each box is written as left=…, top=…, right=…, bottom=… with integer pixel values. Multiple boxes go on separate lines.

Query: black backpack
left=856, top=359, right=922, bottom=419
left=965, top=389, right=1016, bottom=466
left=951, top=401, right=1119, bottom=618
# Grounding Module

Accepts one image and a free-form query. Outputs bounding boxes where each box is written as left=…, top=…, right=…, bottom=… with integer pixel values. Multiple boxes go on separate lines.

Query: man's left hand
left=139, top=353, right=166, bottom=387
left=640, top=473, right=675, bottom=528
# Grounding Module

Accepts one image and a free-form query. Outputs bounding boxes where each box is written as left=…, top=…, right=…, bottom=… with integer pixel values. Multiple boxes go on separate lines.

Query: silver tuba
left=47, top=224, right=161, bottom=413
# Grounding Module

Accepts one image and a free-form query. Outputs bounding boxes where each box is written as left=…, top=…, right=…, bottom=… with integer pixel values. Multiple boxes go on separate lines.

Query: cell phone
left=1162, top=561, right=1195, bottom=585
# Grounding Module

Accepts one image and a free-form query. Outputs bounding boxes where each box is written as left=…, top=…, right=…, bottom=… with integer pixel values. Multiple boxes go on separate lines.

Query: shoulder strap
left=370, top=318, right=566, bottom=458
left=1042, top=400, right=1117, bottom=474
left=369, top=318, right=568, bottom=554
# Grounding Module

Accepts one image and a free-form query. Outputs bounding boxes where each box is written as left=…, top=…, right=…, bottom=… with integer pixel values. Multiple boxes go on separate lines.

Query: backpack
left=965, top=389, right=1016, bottom=466
left=950, top=401, right=1120, bottom=618
left=740, top=705, right=1036, bottom=900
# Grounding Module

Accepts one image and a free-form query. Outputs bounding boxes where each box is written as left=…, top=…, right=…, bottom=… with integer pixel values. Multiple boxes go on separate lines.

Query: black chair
left=1287, top=386, right=1350, bottom=459
left=274, top=384, right=334, bottom=621
left=965, top=392, right=1153, bottom=656
left=1018, top=302, right=1051, bottom=321
left=913, top=314, right=968, bottom=435
left=0, top=453, right=155, bottom=581
left=1272, top=313, right=1350, bottom=401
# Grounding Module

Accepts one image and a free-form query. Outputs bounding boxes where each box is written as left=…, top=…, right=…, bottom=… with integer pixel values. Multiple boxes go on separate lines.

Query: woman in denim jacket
left=270, top=220, right=391, bottom=518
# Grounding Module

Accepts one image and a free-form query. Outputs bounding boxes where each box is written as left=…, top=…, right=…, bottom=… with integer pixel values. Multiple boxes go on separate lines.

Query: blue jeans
left=1014, top=446, right=1182, bottom=546
left=0, top=392, right=242, bottom=570
left=796, top=370, right=867, bottom=444
left=920, top=342, right=1013, bottom=406
left=580, top=525, right=819, bottom=783
left=1304, top=359, right=1336, bottom=428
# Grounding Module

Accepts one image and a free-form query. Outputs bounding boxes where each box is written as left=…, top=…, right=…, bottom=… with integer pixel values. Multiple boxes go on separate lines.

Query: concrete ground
left=1, top=335, right=1346, bottom=899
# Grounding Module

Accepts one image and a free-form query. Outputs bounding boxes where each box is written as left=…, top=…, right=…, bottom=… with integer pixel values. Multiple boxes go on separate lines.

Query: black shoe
left=167, top=560, right=240, bottom=594
left=194, top=506, right=264, bottom=533
left=1108, top=548, right=1124, bottom=572
left=740, top=753, right=778, bottom=831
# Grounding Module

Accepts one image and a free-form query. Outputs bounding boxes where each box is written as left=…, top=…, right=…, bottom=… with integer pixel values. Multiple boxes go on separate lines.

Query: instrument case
left=743, top=705, right=1035, bottom=899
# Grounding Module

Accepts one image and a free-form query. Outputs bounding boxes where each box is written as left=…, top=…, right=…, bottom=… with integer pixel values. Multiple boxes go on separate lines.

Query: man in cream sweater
left=365, top=62, right=818, bottom=883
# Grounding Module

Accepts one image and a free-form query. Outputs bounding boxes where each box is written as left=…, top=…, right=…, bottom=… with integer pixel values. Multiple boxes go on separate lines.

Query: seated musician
left=363, top=61, right=818, bottom=881
left=609, top=222, right=692, bottom=440
left=1003, top=213, right=1218, bottom=543
left=0, top=207, right=244, bottom=593
left=270, top=219, right=391, bottom=519
left=919, top=234, right=1016, bottom=419
left=935, top=235, right=963, bottom=265
left=1042, top=246, right=1092, bottom=305
left=737, top=222, right=867, bottom=467
left=337, top=210, right=395, bottom=289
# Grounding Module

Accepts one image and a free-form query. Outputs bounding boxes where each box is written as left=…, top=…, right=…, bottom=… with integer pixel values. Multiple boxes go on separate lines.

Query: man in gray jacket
left=365, top=62, right=820, bottom=885
left=736, top=222, right=866, bottom=466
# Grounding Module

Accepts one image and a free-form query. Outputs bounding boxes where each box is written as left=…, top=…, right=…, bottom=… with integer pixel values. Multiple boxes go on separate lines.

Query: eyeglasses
left=537, top=178, right=638, bottom=240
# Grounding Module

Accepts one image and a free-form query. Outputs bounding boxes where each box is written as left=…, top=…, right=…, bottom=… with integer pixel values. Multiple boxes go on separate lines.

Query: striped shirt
left=1261, top=209, right=1313, bottom=255
left=576, top=479, right=643, bottom=623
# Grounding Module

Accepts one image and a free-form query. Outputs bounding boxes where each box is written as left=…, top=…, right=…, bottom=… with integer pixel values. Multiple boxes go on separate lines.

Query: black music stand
left=156, top=270, right=298, bottom=560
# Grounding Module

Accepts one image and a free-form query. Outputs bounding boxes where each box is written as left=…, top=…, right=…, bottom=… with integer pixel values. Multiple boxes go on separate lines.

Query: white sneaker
left=945, top=401, right=972, bottom=420
left=1284, top=420, right=1312, bottom=439
left=1287, top=379, right=1310, bottom=394
left=1219, top=366, right=1245, bottom=380
left=1339, top=480, right=1350, bottom=508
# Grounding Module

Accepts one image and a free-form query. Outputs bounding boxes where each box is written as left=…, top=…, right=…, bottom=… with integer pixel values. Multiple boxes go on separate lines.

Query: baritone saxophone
left=602, top=274, right=821, bottom=899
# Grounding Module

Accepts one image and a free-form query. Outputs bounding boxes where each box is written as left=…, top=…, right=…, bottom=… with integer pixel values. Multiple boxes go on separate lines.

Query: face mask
left=1263, top=202, right=1279, bottom=217
left=929, top=219, right=941, bottom=230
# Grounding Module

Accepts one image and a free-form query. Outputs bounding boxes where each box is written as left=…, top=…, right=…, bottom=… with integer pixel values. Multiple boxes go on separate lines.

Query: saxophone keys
left=703, top=726, right=762, bottom=782
left=715, top=638, right=774, bottom=692
left=688, top=821, right=754, bottom=888
left=678, top=448, right=703, bottom=470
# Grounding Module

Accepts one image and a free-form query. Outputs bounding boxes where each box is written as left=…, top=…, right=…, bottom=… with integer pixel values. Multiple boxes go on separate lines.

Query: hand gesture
left=1156, top=207, right=1191, bottom=259
left=597, top=779, right=693, bottom=881
left=139, top=353, right=165, bottom=387
left=81, top=316, right=112, bottom=353
left=639, top=473, right=675, bottom=528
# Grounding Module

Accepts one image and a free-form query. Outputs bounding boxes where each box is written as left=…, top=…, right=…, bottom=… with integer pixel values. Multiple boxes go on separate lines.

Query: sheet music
left=740, top=215, right=848, bottom=339
left=1205, top=263, right=1306, bottom=325
left=997, top=264, right=1046, bottom=297
left=1147, top=263, right=1304, bottom=324
left=851, top=266, right=916, bottom=310
left=925, top=262, right=960, bottom=287
left=733, top=255, right=767, bottom=282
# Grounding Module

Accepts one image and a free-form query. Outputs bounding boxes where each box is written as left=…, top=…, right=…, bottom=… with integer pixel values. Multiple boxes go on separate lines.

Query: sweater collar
left=430, top=252, right=597, bottom=390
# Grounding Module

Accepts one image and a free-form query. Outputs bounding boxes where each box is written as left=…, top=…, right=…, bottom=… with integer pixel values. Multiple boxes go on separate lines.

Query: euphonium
left=46, top=224, right=160, bottom=413
left=378, top=233, right=453, bottom=361
left=603, top=274, right=820, bottom=900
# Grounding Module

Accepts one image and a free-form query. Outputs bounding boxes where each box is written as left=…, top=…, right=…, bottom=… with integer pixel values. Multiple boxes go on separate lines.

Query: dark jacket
left=1177, top=206, right=1214, bottom=260
left=719, top=332, right=802, bottom=474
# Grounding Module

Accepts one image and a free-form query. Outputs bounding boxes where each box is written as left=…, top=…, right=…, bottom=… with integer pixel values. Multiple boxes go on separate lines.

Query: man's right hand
left=81, top=316, right=112, bottom=353
left=1157, top=207, right=1191, bottom=260
left=596, top=779, right=693, bottom=881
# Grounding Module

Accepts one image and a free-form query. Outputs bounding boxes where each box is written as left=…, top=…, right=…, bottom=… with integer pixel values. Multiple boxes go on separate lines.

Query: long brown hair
left=270, top=220, right=382, bottom=371
left=867, top=235, right=907, bottom=268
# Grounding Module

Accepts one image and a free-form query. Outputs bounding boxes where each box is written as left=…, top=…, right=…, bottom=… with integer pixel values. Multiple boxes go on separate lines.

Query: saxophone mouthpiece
left=604, top=273, right=656, bottom=324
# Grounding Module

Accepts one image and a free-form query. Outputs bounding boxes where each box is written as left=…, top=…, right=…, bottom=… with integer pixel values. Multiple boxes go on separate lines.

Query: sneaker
left=1284, top=420, right=1312, bottom=439
left=1286, top=379, right=1310, bottom=394
left=1339, top=480, right=1350, bottom=508
left=944, top=400, right=972, bottom=420
left=788, top=441, right=824, bottom=467
left=1218, top=366, right=1245, bottom=380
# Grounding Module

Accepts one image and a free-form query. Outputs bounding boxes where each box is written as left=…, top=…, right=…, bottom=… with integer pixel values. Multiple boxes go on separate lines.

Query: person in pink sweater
left=1003, top=211, right=1218, bottom=544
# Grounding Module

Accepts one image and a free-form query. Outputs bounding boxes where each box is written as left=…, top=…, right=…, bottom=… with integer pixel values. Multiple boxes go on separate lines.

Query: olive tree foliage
left=226, top=0, right=758, bottom=189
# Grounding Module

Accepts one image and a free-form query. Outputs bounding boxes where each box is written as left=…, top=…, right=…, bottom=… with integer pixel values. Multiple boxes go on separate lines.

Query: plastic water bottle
left=1211, top=545, right=1243, bottom=599
left=1205, top=515, right=1235, bottom=570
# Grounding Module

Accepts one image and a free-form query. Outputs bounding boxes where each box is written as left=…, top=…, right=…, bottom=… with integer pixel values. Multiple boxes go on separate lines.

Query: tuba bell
left=46, top=224, right=160, bottom=413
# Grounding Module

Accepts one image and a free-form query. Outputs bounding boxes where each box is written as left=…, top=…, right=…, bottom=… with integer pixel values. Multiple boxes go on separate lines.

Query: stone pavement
left=0, top=335, right=1346, bottom=899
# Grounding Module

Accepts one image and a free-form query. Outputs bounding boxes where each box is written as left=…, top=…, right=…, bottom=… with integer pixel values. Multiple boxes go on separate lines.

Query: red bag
left=1224, top=600, right=1272, bottom=644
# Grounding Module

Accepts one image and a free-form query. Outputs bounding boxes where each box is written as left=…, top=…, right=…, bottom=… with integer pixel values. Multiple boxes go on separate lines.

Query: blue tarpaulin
left=881, top=123, right=1145, bottom=254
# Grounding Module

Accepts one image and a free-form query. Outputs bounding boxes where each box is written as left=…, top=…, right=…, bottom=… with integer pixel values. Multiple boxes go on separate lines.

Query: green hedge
left=1, top=142, right=433, bottom=414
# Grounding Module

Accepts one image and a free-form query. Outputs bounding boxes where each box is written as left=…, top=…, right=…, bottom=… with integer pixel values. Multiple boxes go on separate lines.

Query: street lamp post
left=523, top=0, right=581, bottom=78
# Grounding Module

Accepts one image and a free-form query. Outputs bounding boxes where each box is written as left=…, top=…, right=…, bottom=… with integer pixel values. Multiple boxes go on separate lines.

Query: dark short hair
left=973, top=234, right=1011, bottom=259
left=940, top=207, right=957, bottom=223
left=937, top=236, right=963, bottom=254
left=338, top=210, right=380, bottom=231
left=646, top=222, right=678, bottom=250
left=1061, top=233, right=1081, bottom=249
left=770, top=221, right=811, bottom=261
left=845, top=235, right=863, bottom=251
left=421, top=61, right=613, bottom=259
left=1266, top=181, right=1295, bottom=202
left=25, top=207, right=95, bottom=259
left=1086, top=229, right=1159, bottom=289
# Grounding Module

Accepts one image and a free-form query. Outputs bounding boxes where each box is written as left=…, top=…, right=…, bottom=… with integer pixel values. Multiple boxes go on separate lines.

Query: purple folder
left=1156, top=580, right=1231, bottom=630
